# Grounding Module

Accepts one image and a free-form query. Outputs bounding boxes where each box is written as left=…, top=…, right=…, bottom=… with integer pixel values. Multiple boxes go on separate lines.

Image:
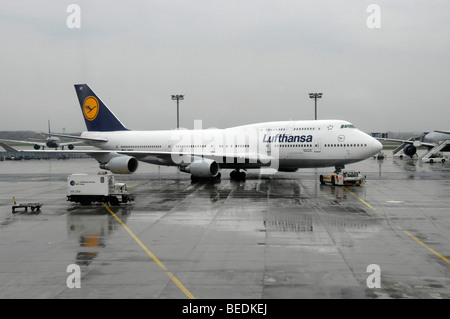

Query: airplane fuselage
left=81, top=119, right=382, bottom=171
left=45, top=137, right=60, bottom=148
left=423, top=131, right=450, bottom=152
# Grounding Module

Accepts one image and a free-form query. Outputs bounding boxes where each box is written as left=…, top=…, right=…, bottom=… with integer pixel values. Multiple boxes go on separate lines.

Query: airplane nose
left=372, top=138, right=383, bottom=154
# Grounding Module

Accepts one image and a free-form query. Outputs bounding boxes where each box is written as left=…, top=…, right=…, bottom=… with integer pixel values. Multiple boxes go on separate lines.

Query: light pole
left=309, top=93, right=323, bottom=120
left=171, top=95, right=184, bottom=129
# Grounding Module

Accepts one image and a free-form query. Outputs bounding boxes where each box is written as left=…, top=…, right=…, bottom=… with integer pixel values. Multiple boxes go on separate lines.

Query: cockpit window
left=340, top=124, right=355, bottom=129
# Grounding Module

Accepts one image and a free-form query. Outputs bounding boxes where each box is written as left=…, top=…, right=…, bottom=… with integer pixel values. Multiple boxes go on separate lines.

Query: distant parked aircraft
left=378, top=131, right=450, bottom=158
left=0, top=120, right=82, bottom=150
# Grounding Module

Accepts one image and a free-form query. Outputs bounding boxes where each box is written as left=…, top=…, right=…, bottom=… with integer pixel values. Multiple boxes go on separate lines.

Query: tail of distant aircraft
left=74, top=84, right=129, bottom=132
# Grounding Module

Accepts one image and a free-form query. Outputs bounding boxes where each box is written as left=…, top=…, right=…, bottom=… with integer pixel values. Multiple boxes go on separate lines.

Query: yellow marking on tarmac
left=103, top=204, right=196, bottom=299
left=342, top=187, right=376, bottom=211
left=342, top=187, right=450, bottom=265
left=397, top=226, right=450, bottom=264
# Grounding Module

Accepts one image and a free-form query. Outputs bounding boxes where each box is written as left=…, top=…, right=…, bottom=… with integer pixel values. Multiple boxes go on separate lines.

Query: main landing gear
left=230, top=169, right=246, bottom=181
left=190, top=172, right=221, bottom=183
left=189, top=169, right=247, bottom=182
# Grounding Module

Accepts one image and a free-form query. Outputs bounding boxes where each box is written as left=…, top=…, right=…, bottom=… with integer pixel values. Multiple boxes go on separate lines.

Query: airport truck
left=421, top=153, right=448, bottom=163
left=67, top=172, right=135, bottom=205
left=320, top=170, right=366, bottom=186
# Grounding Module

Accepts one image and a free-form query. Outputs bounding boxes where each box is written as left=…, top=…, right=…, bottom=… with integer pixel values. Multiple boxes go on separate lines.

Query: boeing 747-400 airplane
left=1, top=84, right=383, bottom=181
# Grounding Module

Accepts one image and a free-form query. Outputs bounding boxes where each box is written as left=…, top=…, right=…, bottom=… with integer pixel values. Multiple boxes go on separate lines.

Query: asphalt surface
left=1, top=152, right=450, bottom=299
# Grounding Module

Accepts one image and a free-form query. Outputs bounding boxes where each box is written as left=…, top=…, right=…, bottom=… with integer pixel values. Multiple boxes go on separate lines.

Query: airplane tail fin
left=74, top=84, right=129, bottom=132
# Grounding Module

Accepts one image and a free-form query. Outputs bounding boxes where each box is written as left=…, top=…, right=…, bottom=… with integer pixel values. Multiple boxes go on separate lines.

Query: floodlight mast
left=309, top=93, right=323, bottom=120
left=171, top=95, right=184, bottom=129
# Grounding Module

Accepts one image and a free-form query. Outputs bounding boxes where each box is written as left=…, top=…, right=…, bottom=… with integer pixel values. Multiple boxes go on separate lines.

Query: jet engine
left=99, top=155, right=138, bottom=174
left=403, top=144, right=417, bottom=157
left=34, top=144, right=41, bottom=150
left=179, top=158, right=220, bottom=178
left=68, top=144, right=74, bottom=150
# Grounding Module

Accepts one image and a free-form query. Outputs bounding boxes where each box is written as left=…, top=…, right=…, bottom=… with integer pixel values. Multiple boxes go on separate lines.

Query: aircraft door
left=266, top=142, right=271, bottom=156
left=286, top=121, right=294, bottom=136
left=314, top=139, right=321, bottom=153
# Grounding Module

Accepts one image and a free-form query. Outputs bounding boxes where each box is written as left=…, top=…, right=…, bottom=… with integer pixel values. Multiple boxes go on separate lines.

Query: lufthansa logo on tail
left=83, top=96, right=99, bottom=121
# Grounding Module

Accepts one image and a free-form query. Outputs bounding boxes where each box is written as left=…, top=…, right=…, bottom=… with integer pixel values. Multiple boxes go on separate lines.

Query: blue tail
left=74, top=84, right=129, bottom=131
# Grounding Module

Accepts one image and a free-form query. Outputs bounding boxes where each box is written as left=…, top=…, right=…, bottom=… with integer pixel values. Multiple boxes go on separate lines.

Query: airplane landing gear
left=230, top=169, right=246, bottom=181
left=334, top=165, right=345, bottom=173
left=191, top=172, right=221, bottom=183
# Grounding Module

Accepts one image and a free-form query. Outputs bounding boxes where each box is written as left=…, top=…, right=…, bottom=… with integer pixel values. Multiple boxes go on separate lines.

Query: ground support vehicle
left=320, top=170, right=366, bottom=186
left=67, top=172, right=135, bottom=205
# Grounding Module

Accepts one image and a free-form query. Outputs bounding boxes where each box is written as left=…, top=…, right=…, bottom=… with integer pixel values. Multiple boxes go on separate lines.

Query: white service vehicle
left=320, top=170, right=366, bottom=186
left=421, top=153, right=448, bottom=163
left=67, top=172, right=135, bottom=205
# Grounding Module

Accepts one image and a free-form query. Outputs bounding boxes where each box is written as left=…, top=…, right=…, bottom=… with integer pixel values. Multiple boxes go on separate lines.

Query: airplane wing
left=376, top=137, right=436, bottom=148
left=58, top=141, right=84, bottom=146
left=0, top=142, right=272, bottom=166
left=1, top=138, right=84, bottom=151
left=124, top=150, right=273, bottom=166
left=0, top=139, right=46, bottom=146
left=40, top=132, right=108, bottom=143
left=0, top=141, right=22, bottom=153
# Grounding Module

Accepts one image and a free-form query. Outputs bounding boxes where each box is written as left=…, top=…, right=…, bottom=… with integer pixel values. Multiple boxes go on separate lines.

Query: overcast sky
left=1, top=1, right=449, bottom=133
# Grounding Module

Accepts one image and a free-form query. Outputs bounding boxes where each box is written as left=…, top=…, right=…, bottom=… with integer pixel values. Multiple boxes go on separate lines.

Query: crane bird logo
left=83, top=96, right=99, bottom=121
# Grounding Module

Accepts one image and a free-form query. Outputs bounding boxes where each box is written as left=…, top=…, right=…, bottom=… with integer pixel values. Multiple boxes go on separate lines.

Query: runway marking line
left=342, top=187, right=375, bottom=210
left=342, top=187, right=450, bottom=265
left=103, top=204, right=196, bottom=299
left=397, top=226, right=450, bottom=264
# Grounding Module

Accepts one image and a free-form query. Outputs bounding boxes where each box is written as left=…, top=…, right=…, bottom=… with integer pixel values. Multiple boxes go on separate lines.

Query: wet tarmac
left=1, top=152, right=450, bottom=299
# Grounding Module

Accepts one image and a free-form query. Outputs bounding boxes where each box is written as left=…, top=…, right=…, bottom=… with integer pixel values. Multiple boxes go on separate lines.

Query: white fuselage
left=424, top=131, right=450, bottom=143
left=81, top=119, right=382, bottom=170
